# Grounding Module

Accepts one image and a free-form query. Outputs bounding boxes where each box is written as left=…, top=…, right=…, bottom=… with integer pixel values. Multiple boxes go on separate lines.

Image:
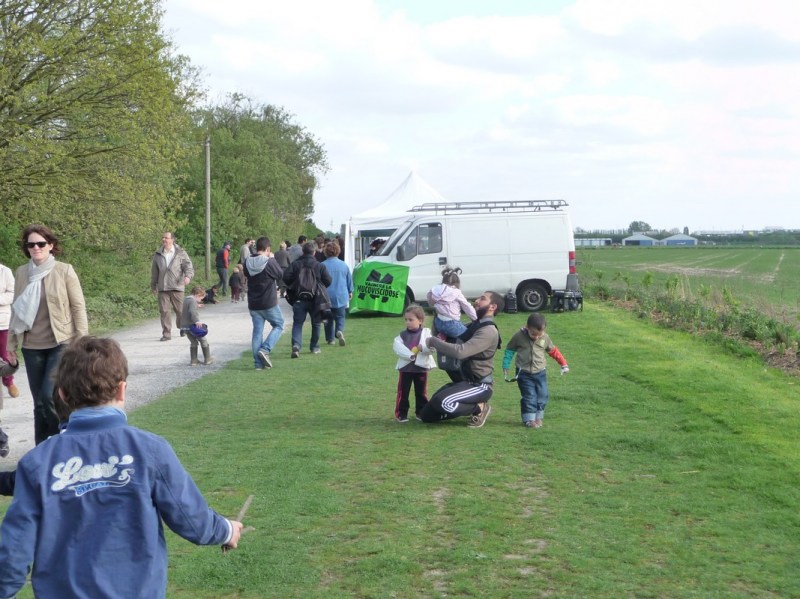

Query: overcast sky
left=162, top=0, right=800, bottom=233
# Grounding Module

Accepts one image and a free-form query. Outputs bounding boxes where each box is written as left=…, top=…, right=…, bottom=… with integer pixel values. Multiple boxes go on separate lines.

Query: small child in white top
left=426, top=267, right=477, bottom=340
left=392, top=304, right=436, bottom=422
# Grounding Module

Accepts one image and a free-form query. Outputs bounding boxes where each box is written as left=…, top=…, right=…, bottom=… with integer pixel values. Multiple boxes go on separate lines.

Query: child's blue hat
left=190, top=323, right=208, bottom=338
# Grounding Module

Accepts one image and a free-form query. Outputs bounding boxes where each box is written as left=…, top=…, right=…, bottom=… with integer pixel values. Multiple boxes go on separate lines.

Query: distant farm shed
left=622, top=233, right=658, bottom=246
left=663, top=234, right=697, bottom=246
left=575, top=238, right=612, bottom=247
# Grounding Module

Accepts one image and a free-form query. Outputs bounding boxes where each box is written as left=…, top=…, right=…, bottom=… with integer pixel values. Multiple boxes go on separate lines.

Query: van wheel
left=518, top=282, right=548, bottom=311
left=403, top=288, right=414, bottom=310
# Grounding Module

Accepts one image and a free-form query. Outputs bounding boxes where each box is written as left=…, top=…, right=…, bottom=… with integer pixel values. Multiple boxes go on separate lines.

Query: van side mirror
left=396, top=246, right=405, bottom=261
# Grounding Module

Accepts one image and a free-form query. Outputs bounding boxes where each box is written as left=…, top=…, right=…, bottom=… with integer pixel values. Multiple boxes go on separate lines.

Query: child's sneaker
left=7, top=384, right=19, bottom=398
left=534, top=419, right=543, bottom=428
left=395, top=415, right=409, bottom=423
left=524, top=420, right=536, bottom=428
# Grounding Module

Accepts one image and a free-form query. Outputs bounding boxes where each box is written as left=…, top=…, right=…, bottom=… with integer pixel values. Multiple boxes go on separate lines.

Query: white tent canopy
left=344, top=172, right=448, bottom=270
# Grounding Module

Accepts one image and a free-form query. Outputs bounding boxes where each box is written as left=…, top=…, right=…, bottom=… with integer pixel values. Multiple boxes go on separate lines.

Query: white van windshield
left=376, top=222, right=412, bottom=256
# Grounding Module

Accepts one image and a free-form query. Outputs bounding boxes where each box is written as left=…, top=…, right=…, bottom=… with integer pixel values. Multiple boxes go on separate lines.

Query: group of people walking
left=150, top=231, right=354, bottom=371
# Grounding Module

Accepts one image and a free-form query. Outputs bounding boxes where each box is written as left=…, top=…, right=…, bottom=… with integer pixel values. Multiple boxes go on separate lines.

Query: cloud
left=162, top=0, right=800, bottom=232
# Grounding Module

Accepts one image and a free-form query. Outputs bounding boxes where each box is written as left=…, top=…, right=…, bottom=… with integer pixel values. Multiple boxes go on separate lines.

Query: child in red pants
left=392, top=305, right=436, bottom=422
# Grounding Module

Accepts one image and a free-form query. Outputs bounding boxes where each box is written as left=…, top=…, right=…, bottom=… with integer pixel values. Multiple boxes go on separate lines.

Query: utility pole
left=204, top=136, right=211, bottom=279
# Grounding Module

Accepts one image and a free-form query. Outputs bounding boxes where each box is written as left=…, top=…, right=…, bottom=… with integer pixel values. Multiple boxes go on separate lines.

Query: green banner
left=350, top=261, right=409, bottom=315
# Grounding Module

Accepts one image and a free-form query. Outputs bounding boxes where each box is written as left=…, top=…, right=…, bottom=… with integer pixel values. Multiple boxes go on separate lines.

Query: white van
left=365, top=200, right=577, bottom=311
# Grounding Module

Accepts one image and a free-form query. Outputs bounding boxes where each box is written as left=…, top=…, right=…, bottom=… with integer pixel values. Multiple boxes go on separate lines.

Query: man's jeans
left=217, top=266, right=229, bottom=295
left=21, top=345, right=65, bottom=444
left=517, top=369, right=549, bottom=423
left=324, top=306, right=346, bottom=342
left=250, top=306, right=284, bottom=367
left=291, top=300, right=320, bottom=351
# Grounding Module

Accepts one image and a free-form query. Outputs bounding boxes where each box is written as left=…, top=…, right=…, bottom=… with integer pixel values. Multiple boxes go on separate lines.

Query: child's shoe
left=7, top=384, right=19, bottom=398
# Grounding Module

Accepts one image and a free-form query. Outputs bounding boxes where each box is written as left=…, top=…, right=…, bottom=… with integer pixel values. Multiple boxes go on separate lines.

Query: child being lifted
left=426, top=266, right=477, bottom=340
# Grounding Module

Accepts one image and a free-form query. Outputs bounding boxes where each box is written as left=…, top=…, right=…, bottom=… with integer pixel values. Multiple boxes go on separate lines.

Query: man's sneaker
left=291, top=345, right=300, bottom=359
left=414, top=414, right=423, bottom=422
left=159, top=336, right=171, bottom=342
left=326, top=340, right=335, bottom=345
left=396, top=415, right=409, bottom=423
left=467, top=403, right=492, bottom=428
left=7, top=384, right=19, bottom=398
left=257, top=350, right=272, bottom=368
left=311, top=347, right=321, bottom=354
left=336, top=331, right=346, bottom=346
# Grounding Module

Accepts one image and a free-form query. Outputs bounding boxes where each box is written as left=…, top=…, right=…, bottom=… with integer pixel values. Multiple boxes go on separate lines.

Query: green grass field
left=578, top=246, right=800, bottom=319
left=6, top=303, right=798, bottom=598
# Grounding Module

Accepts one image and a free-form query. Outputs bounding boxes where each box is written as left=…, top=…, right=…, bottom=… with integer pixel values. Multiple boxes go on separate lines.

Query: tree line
left=0, top=0, right=328, bottom=303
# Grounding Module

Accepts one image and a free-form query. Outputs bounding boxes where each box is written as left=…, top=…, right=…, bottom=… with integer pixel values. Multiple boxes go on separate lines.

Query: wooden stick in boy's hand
left=222, top=495, right=253, bottom=553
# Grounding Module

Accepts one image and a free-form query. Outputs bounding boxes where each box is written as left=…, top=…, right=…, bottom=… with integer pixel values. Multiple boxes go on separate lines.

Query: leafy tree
left=0, top=0, right=201, bottom=255
left=628, top=221, right=652, bottom=234
left=176, top=94, right=329, bottom=253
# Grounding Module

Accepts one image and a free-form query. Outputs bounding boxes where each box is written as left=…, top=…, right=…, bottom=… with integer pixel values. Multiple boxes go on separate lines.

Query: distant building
left=575, top=238, right=612, bottom=247
left=622, top=233, right=657, bottom=246
left=663, top=234, right=697, bottom=246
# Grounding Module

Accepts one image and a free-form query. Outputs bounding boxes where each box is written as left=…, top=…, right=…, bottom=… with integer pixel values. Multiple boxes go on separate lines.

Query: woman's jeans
left=22, top=345, right=65, bottom=445
left=324, top=306, right=346, bottom=342
left=517, top=369, right=549, bottom=423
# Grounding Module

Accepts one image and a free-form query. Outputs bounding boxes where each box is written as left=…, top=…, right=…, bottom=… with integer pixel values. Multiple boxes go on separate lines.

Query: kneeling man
left=421, top=291, right=504, bottom=428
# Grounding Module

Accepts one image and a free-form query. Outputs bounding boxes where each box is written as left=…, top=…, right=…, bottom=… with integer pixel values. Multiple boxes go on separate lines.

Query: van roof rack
left=409, top=199, right=568, bottom=214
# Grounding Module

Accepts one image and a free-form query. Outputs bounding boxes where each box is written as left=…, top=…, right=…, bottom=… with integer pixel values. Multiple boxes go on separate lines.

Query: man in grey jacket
left=151, top=232, right=194, bottom=341
left=422, top=291, right=504, bottom=428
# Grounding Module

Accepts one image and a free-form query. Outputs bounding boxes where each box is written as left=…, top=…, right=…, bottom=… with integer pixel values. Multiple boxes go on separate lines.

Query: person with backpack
left=282, top=242, right=331, bottom=358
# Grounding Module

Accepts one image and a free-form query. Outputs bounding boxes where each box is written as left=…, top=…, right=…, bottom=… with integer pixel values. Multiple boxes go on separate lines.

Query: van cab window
left=396, top=223, right=442, bottom=261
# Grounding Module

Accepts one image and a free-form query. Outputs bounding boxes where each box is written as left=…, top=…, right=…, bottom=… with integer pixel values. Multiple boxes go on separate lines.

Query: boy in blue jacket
left=0, top=336, right=243, bottom=598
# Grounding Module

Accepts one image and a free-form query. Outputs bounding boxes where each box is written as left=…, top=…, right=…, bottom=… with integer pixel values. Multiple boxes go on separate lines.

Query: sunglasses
left=26, top=241, right=49, bottom=249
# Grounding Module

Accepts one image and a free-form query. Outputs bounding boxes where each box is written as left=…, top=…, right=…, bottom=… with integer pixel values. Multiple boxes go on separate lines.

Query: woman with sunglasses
left=6, top=224, right=88, bottom=445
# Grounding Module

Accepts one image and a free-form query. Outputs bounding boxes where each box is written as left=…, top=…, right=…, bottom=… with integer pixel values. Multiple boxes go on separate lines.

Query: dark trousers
left=419, top=381, right=493, bottom=423
left=21, top=345, right=65, bottom=444
left=217, top=266, right=229, bottom=294
left=395, top=371, right=428, bottom=419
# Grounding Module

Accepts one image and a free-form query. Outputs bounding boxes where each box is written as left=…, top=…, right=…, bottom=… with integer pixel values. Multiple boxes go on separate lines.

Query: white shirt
left=163, top=248, right=175, bottom=267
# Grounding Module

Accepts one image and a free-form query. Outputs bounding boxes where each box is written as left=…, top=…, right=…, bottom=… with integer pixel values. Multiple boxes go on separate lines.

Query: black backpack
left=293, top=263, right=317, bottom=301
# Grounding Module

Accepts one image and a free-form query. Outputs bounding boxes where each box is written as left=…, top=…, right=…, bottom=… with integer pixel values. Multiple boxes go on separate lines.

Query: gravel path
left=1, top=297, right=293, bottom=470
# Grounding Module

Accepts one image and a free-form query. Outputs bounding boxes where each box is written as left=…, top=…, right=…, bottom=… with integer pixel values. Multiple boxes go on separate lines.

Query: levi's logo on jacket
left=51, top=454, right=135, bottom=497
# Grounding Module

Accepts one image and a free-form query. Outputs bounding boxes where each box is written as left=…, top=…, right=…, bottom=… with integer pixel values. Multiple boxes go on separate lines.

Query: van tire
left=403, top=288, right=414, bottom=310
left=517, top=282, right=548, bottom=312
